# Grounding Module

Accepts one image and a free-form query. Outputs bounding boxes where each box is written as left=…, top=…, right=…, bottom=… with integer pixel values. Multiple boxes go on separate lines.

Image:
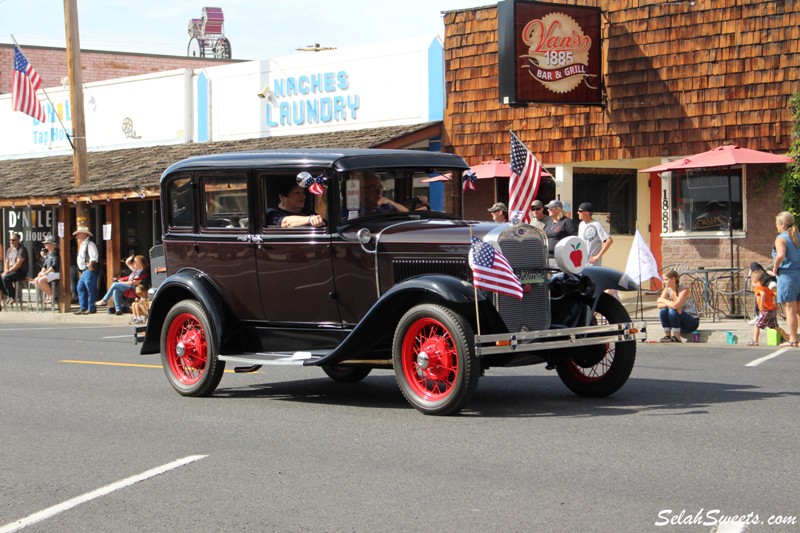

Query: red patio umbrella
left=640, top=144, right=793, bottom=173
left=469, top=159, right=553, bottom=178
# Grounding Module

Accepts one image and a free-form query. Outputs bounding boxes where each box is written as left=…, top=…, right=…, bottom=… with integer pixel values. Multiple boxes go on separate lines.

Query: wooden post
left=106, top=200, right=121, bottom=290
left=58, top=203, right=72, bottom=313
left=64, top=0, right=90, bottom=224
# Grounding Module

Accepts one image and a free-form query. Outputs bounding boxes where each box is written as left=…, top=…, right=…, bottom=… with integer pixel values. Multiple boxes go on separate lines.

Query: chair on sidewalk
left=36, top=280, right=59, bottom=312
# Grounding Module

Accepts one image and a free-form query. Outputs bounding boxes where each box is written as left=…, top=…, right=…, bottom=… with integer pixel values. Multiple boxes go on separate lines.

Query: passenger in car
left=356, top=171, right=409, bottom=216
left=267, top=177, right=325, bottom=228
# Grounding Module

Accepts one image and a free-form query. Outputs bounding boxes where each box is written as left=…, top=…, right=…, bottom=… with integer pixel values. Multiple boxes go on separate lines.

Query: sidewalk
left=0, top=302, right=131, bottom=327
left=2, top=292, right=758, bottom=345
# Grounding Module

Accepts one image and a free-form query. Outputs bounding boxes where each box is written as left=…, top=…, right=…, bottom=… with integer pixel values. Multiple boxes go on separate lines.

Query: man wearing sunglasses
left=543, top=200, right=578, bottom=255
left=356, top=170, right=409, bottom=216
left=529, top=199, right=549, bottom=230
left=2, top=233, right=29, bottom=306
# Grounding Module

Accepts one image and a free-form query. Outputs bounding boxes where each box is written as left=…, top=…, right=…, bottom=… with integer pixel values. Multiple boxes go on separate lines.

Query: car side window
left=200, top=174, right=249, bottom=230
left=167, top=176, right=195, bottom=229
left=262, top=172, right=327, bottom=229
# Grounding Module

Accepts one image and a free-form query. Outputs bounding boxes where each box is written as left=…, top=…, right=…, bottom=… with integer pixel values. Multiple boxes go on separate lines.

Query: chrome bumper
left=475, top=321, right=647, bottom=356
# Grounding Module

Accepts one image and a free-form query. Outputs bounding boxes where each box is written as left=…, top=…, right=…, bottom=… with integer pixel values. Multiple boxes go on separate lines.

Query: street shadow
left=213, top=373, right=800, bottom=418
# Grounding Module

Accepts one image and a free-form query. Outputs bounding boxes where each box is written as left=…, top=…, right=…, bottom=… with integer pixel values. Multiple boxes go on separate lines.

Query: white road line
left=101, top=335, right=138, bottom=339
left=0, top=455, right=207, bottom=533
left=745, top=347, right=791, bottom=367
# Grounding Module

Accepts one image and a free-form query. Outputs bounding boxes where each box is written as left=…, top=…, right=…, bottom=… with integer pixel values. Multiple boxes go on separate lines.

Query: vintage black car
left=140, top=149, right=644, bottom=415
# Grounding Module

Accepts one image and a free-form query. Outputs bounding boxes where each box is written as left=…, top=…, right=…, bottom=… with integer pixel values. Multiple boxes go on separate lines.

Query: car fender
left=582, top=266, right=639, bottom=293
left=312, top=274, right=498, bottom=365
left=139, top=270, right=235, bottom=355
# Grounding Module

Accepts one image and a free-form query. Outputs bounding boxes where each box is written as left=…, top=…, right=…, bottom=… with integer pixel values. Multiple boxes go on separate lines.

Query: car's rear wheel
left=555, top=293, right=636, bottom=397
left=393, top=304, right=480, bottom=415
left=322, top=366, right=372, bottom=383
left=161, top=300, right=224, bottom=397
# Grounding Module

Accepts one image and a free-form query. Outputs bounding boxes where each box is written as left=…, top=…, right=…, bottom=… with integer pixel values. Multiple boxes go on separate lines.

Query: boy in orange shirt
left=749, top=270, right=787, bottom=346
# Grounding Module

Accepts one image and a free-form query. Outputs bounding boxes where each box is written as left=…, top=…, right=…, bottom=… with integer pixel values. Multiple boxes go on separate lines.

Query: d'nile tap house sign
left=498, top=0, right=602, bottom=106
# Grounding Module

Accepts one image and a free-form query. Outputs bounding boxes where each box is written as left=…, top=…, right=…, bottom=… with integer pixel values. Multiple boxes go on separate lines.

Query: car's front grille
left=496, top=225, right=551, bottom=332
left=393, top=257, right=470, bottom=283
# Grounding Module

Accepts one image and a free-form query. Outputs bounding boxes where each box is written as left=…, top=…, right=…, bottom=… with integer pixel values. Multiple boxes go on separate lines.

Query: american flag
left=462, top=169, right=477, bottom=192
left=12, top=45, right=46, bottom=123
left=470, top=237, right=523, bottom=300
left=508, top=132, right=542, bottom=224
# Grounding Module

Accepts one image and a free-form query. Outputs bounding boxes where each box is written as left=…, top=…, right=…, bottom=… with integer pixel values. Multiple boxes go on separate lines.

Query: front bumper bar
left=475, top=321, right=647, bottom=356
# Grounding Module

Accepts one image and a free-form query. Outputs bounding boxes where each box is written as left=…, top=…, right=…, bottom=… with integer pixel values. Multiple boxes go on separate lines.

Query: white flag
left=624, top=229, right=661, bottom=285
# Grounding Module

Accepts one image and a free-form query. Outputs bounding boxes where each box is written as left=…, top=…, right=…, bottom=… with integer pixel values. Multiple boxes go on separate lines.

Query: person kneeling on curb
left=657, top=269, right=700, bottom=343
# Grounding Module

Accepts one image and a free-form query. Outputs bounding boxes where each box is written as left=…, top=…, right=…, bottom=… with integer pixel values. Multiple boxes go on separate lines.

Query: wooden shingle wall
left=443, top=0, right=799, bottom=164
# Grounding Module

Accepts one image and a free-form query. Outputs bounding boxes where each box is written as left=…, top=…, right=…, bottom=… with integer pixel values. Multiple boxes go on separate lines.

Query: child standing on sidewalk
left=749, top=269, right=788, bottom=346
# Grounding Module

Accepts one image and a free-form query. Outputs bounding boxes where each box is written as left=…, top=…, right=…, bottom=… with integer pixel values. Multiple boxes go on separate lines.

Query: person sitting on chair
left=95, top=254, right=147, bottom=315
left=33, top=235, right=60, bottom=304
left=2, top=232, right=29, bottom=306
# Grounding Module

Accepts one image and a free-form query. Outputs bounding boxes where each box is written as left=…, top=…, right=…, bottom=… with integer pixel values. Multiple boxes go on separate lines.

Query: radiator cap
left=554, top=236, right=587, bottom=275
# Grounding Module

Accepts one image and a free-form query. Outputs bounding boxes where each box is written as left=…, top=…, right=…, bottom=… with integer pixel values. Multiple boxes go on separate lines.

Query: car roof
left=160, top=149, right=470, bottom=183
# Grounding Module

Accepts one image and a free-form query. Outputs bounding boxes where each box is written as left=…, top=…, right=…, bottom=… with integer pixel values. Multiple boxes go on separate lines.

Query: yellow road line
left=59, top=360, right=244, bottom=373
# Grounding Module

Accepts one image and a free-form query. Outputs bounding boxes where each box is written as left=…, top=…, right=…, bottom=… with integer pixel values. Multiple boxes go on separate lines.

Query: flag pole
left=469, top=225, right=482, bottom=337
left=636, top=225, right=644, bottom=321
left=10, top=35, right=75, bottom=150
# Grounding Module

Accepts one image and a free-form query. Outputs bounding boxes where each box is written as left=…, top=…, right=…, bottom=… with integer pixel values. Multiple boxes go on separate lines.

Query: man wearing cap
left=529, top=199, right=549, bottom=230
left=73, top=226, right=100, bottom=315
left=487, top=202, right=508, bottom=223
left=577, top=202, right=613, bottom=266
left=543, top=200, right=577, bottom=255
left=1, top=232, right=29, bottom=306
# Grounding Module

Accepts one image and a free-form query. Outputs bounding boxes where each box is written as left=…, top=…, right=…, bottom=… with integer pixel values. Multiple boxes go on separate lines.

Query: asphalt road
left=1, top=323, right=798, bottom=533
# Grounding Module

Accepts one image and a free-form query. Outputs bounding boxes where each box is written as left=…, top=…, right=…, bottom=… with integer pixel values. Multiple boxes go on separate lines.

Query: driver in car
left=356, top=171, right=409, bottom=216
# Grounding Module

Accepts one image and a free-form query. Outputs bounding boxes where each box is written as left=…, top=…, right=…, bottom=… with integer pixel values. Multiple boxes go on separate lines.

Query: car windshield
left=338, top=168, right=462, bottom=223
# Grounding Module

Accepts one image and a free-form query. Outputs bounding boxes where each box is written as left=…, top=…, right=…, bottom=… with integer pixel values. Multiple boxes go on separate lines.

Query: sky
left=1, top=0, right=489, bottom=59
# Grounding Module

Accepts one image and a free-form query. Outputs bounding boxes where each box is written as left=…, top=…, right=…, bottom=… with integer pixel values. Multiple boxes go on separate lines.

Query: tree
left=781, top=91, right=800, bottom=216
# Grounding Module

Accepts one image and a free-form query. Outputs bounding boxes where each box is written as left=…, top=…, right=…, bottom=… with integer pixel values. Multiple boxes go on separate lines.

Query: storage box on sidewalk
left=767, top=328, right=781, bottom=346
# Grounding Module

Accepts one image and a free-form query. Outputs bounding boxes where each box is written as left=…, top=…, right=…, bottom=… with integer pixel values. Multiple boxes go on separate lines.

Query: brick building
left=0, top=44, right=239, bottom=95
left=441, top=0, right=798, bottom=278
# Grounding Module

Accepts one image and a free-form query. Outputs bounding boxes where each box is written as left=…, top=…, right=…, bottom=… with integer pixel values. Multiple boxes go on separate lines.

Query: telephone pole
left=61, top=0, right=89, bottom=311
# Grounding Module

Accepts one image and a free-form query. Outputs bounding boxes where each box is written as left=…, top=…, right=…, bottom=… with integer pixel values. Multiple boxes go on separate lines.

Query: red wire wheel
left=165, top=312, right=208, bottom=386
left=160, top=300, right=224, bottom=396
left=393, top=304, right=480, bottom=415
left=556, top=293, right=636, bottom=397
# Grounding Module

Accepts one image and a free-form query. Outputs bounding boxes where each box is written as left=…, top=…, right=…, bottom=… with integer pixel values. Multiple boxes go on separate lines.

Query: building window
left=670, top=169, right=742, bottom=233
left=573, top=169, right=636, bottom=235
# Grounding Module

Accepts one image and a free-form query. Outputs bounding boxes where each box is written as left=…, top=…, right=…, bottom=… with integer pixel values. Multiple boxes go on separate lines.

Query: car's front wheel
left=393, top=304, right=480, bottom=415
left=555, top=293, right=636, bottom=397
left=160, top=300, right=225, bottom=397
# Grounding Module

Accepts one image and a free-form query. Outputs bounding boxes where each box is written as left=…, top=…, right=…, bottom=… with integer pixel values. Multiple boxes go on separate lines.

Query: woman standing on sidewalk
left=772, top=211, right=800, bottom=347
left=657, top=269, right=700, bottom=343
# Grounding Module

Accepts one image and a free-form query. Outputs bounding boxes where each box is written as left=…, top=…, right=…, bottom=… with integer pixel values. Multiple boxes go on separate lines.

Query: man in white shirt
left=73, top=226, right=100, bottom=315
left=577, top=202, right=613, bottom=266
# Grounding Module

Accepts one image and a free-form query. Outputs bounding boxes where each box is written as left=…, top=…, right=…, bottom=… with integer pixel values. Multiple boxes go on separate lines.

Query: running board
left=219, top=351, right=325, bottom=367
